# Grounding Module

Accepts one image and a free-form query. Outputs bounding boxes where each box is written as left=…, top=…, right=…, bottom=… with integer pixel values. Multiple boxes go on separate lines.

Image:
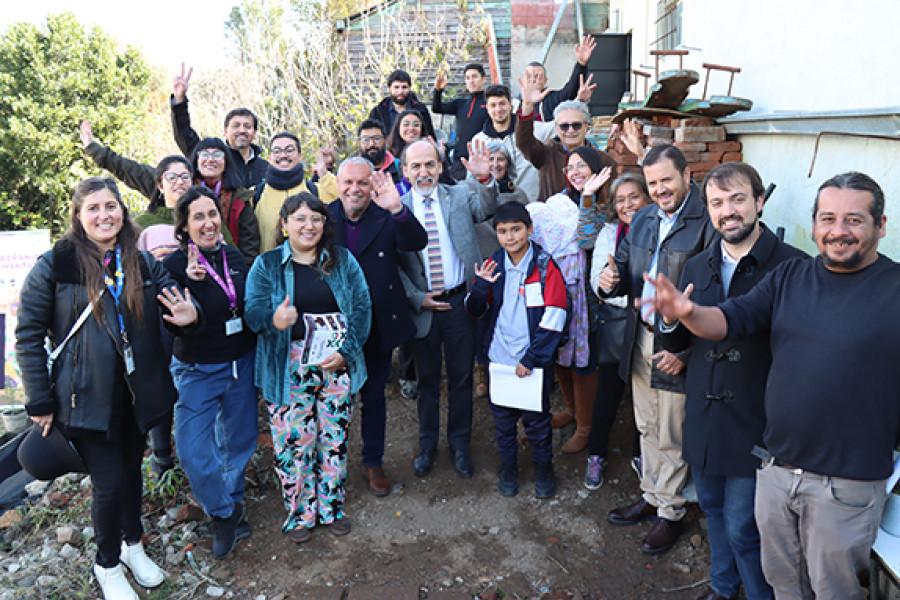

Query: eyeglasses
left=557, top=122, right=585, bottom=132
left=562, top=161, right=589, bottom=174
left=271, top=146, right=298, bottom=157
left=288, top=215, right=326, bottom=226
left=163, top=172, right=192, bottom=183
left=198, top=150, right=225, bottom=160
left=359, top=135, right=385, bottom=144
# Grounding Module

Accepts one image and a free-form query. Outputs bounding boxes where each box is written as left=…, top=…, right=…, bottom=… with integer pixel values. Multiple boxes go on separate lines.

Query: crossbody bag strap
left=49, top=289, right=105, bottom=364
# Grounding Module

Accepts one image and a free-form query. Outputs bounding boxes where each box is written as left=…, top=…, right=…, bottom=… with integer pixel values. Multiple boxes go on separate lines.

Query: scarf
left=265, top=163, right=306, bottom=191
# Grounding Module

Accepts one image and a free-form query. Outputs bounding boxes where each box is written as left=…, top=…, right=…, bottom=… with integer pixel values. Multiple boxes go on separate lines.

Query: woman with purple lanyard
left=163, top=186, right=258, bottom=559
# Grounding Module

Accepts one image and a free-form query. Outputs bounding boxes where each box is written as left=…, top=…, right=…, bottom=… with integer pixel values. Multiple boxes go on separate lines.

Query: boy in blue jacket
left=465, top=202, right=568, bottom=497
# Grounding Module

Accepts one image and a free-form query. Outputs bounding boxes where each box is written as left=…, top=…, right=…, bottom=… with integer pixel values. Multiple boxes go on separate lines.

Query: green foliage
left=0, top=13, right=153, bottom=234
left=142, top=459, right=189, bottom=505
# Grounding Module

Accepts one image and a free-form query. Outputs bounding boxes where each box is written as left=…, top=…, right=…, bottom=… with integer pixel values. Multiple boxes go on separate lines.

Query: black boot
left=534, top=462, right=556, bottom=499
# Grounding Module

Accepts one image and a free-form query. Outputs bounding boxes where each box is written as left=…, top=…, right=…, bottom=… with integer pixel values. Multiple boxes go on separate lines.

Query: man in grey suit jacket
left=397, top=138, right=498, bottom=479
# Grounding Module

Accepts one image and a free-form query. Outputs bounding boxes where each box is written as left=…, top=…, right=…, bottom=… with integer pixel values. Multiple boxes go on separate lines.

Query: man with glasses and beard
left=357, top=120, right=402, bottom=185
left=656, top=162, right=805, bottom=600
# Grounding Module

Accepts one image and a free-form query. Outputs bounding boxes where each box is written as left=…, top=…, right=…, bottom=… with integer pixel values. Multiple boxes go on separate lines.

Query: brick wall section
left=511, top=0, right=561, bottom=26
left=606, top=115, right=743, bottom=185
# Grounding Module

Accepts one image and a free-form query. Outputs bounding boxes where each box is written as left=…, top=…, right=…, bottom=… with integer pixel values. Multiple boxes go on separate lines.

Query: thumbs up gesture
left=273, top=295, right=298, bottom=330
left=597, top=254, right=621, bottom=293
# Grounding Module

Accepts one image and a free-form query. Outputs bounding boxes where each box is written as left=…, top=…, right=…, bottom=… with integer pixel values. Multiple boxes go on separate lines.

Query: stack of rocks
left=606, top=116, right=744, bottom=184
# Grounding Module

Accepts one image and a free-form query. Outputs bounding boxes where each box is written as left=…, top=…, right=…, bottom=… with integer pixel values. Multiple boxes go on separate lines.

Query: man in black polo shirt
left=643, top=171, right=900, bottom=600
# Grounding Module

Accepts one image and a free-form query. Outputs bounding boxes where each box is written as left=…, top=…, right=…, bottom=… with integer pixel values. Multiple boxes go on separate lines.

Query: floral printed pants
left=266, top=342, right=352, bottom=532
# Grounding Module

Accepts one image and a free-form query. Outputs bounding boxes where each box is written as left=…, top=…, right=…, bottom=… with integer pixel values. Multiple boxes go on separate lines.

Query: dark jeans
left=587, top=361, right=641, bottom=458
left=490, top=369, right=553, bottom=466
left=72, top=401, right=146, bottom=568
left=414, top=293, right=474, bottom=453
left=360, top=343, right=392, bottom=467
left=695, top=470, right=772, bottom=600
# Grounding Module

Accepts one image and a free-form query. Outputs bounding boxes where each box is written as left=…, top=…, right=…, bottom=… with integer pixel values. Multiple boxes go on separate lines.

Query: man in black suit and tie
left=397, top=138, right=498, bottom=479
left=329, top=157, right=427, bottom=496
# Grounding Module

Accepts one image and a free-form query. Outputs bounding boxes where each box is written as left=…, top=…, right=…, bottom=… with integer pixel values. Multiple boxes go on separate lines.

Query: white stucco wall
left=607, top=0, right=900, bottom=256
left=741, top=134, right=900, bottom=259
left=610, top=0, right=899, bottom=114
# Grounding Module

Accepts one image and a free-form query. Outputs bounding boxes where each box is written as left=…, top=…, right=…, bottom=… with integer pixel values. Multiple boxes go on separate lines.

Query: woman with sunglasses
left=516, top=72, right=604, bottom=202
left=245, top=193, right=371, bottom=544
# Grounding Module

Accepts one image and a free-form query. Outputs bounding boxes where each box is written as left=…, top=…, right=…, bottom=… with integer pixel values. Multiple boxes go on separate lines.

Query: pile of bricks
left=605, top=115, right=744, bottom=184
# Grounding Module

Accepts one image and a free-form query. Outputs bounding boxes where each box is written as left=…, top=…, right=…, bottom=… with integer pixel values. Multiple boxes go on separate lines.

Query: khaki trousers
left=631, top=325, right=688, bottom=521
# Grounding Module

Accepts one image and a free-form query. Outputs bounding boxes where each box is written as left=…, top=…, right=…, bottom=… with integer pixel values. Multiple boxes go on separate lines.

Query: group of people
left=14, top=38, right=899, bottom=600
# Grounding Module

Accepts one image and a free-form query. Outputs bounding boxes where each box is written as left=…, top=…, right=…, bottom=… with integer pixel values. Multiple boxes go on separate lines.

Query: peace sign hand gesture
left=186, top=244, right=206, bottom=281
left=173, top=62, right=193, bottom=103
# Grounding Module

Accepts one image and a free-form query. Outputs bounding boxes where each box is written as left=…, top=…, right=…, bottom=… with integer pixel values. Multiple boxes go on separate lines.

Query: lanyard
left=102, top=244, right=129, bottom=343
left=191, top=242, right=238, bottom=313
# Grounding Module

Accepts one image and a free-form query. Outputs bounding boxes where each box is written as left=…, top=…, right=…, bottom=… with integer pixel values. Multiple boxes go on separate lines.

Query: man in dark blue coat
left=329, top=157, right=427, bottom=495
left=658, top=163, right=806, bottom=600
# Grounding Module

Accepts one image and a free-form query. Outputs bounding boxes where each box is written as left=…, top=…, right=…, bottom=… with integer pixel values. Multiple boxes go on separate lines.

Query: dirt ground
left=216, top=370, right=715, bottom=600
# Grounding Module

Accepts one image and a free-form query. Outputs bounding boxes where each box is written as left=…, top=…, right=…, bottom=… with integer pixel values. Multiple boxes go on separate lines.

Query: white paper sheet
left=488, top=363, right=543, bottom=411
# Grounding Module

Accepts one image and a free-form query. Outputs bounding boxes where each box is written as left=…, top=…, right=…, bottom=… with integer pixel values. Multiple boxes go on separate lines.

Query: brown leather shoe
left=364, top=466, right=390, bottom=497
left=641, top=517, right=682, bottom=554
left=607, top=498, right=657, bottom=525
left=326, top=516, right=352, bottom=536
left=694, top=588, right=734, bottom=600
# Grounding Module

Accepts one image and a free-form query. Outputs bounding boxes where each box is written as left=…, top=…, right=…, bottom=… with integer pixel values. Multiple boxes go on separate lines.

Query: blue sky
left=0, top=1, right=235, bottom=72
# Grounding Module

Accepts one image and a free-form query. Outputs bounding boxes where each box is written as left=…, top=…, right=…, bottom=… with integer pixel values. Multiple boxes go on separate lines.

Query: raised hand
left=635, top=273, right=695, bottom=324
left=597, top=253, right=620, bottom=292
left=273, top=295, right=298, bottom=330
left=517, top=73, right=551, bottom=114
left=577, top=73, right=597, bottom=103
left=186, top=244, right=206, bottom=281
left=159, top=287, right=198, bottom=326
left=434, top=72, right=448, bottom=91
left=575, top=34, right=597, bottom=65
left=474, top=258, right=501, bottom=283
left=582, top=166, right=612, bottom=197
left=79, top=120, right=94, bottom=149
left=620, top=118, right=645, bottom=159
left=173, top=62, right=193, bottom=103
left=370, top=170, right=402, bottom=213
left=460, top=137, right=491, bottom=181
left=313, top=144, right=335, bottom=178
left=650, top=350, right=685, bottom=376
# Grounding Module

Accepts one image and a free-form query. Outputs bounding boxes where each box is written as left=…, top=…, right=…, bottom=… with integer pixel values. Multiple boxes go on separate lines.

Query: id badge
left=123, top=344, right=136, bottom=375
left=225, top=317, right=243, bottom=336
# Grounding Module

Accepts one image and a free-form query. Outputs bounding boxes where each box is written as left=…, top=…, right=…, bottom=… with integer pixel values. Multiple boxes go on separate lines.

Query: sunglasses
left=557, top=122, right=584, bottom=132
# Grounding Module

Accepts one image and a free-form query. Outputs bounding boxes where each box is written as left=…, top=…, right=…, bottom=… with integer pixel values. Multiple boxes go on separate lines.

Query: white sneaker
left=93, top=563, right=139, bottom=600
left=119, top=541, right=166, bottom=588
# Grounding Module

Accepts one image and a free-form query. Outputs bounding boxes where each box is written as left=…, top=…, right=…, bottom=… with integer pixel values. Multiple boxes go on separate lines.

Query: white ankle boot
left=93, top=563, right=138, bottom=600
left=119, top=541, right=166, bottom=588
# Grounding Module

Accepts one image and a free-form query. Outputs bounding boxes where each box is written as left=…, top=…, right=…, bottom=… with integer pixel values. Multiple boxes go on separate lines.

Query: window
left=654, top=1, right=682, bottom=51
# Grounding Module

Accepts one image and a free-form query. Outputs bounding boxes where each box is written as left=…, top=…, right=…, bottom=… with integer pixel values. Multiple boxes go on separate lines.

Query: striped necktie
left=422, top=197, right=445, bottom=291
